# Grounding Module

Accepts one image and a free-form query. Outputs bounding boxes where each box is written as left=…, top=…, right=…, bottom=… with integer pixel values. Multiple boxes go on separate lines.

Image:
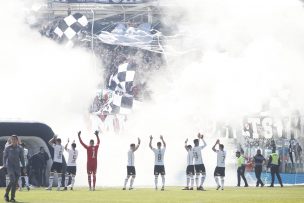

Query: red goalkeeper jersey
left=79, top=135, right=100, bottom=164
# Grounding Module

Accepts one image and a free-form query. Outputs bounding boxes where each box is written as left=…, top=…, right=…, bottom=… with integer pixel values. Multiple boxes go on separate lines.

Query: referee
left=3, top=135, right=25, bottom=202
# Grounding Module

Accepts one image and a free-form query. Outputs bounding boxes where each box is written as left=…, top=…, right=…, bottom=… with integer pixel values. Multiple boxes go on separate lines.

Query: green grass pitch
left=2, top=186, right=304, bottom=203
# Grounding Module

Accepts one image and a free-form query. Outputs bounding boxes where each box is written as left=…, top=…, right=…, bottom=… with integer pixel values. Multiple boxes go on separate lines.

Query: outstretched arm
left=65, top=139, right=69, bottom=151
left=149, top=135, right=153, bottom=150
left=95, top=130, right=100, bottom=145
left=78, top=131, right=88, bottom=149
left=160, top=135, right=166, bottom=148
left=200, top=133, right=207, bottom=148
left=184, top=138, right=188, bottom=151
left=212, top=139, right=219, bottom=152
left=3, top=147, right=8, bottom=167
left=48, top=135, right=57, bottom=146
left=134, top=138, right=141, bottom=152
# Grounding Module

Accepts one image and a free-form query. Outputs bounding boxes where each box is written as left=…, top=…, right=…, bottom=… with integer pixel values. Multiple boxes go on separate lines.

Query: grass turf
left=2, top=186, right=304, bottom=203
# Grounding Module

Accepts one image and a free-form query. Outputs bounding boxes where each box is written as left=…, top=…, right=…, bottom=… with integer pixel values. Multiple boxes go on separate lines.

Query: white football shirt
left=193, top=144, right=206, bottom=165
left=20, top=148, right=29, bottom=167
left=127, top=150, right=135, bottom=166
left=67, top=149, right=78, bottom=167
left=187, top=148, right=194, bottom=166
left=152, top=148, right=166, bottom=165
left=52, top=144, right=63, bottom=163
left=216, top=150, right=226, bottom=167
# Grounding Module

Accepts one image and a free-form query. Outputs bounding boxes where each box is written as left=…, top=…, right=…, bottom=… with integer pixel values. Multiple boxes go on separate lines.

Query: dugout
left=0, top=122, right=67, bottom=187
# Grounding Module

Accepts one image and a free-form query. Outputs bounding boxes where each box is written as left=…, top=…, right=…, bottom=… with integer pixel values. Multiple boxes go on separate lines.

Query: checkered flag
left=54, top=13, right=88, bottom=41
left=110, top=92, right=134, bottom=115
left=108, top=62, right=136, bottom=94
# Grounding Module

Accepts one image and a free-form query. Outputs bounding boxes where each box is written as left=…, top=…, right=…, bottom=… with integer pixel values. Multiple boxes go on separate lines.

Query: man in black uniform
left=253, top=149, right=265, bottom=187
left=267, top=148, right=283, bottom=187
left=29, top=147, right=49, bottom=187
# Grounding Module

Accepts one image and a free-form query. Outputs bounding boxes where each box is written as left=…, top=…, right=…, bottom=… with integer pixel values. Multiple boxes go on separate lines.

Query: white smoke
left=108, top=0, right=304, bottom=187
left=2, top=0, right=304, bottom=188
left=0, top=1, right=102, bottom=129
left=0, top=0, right=102, bottom=186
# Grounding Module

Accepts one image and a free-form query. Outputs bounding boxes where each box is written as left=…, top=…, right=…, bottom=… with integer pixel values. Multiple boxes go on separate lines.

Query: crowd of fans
left=240, top=136, right=303, bottom=173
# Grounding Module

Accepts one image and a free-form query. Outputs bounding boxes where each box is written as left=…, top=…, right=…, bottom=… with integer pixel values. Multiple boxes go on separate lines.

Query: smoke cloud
left=1, top=0, right=304, bottom=187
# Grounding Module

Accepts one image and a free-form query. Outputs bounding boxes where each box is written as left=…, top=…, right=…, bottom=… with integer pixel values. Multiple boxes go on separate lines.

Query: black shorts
left=127, top=166, right=136, bottom=176
left=154, top=165, right=165, bottom=175
left=20, top=167, right=28, bottom=176
left=186, top=165, right=195, bottom=175
left=51, top=162, right=63, bottom=173
left=194, top=164, right=206, bottom=174
left=214, top=167, right=225, bottom=177
left=66, top=166, right=77, bottom=175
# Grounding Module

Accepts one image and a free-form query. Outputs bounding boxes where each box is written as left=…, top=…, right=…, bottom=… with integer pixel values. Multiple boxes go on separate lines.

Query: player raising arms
left=182, top=138, right=194, bottom=190
left=123, top=138, right=141, bottom=190
left=212, top=139, right=226, bottom=190
left=192, top=133, right=207, bottom=191
left=149, top=135, right=166, bottom=191
left=78, top=130, right=100, bottom=191
left=63, top=138, right=78, bottom=191
left=46, top=135, right=64, bottom=191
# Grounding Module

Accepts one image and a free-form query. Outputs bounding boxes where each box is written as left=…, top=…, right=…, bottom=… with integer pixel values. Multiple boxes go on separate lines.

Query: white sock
left=154, top=175, right=158, bottom=188
left=71, top=175, right=76, bottom=188
left=57, top=174, right=62, bottom=188
left=18, top=177, right=22, bottom=189
left=65, top=175, right=69, bottom=187
left=48, top=175, right=54, bottom=188
left=186, top=175, right=190, bottom=187
left=161, top=175, right=165, bottom=187
left=221, top=177, right=224, bottom=188
left=124, top=176, right=129, bottom=188
left=200, top=175, right=206, bottom=187
left=215, top=176, right=220, bottom=186
left=24, top=176, right=29, bottom=187
left=190, top=175, right=194, bottom=188
left=6, top=175, right=10, bottom=187
left=195, top=174, right=199, bottom=187
left=130, top=176, right=135, bottom=188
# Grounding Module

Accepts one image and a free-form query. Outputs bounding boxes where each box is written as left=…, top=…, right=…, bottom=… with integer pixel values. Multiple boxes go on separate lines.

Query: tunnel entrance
left=0, top=122, right=65, bottom=187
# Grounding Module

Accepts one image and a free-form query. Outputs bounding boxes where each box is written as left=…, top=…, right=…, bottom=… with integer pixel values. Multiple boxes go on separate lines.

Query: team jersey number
left=72, top=154, right=77, bottom=163
left=92, top=150, right=95, bottom=159
left=158, top=154, right=162, bottom=161
left=58, top=150, right=62, bottom=160
left=194, top=152, right=198, bottom=160
left=221, top=155, right=225, bottom=164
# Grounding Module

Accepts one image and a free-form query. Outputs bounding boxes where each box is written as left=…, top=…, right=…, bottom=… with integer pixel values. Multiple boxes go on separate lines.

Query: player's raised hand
left=150, top=135, right=153, bottom=140
left=94, top=130, right=99, bottom=136
left=138, top=137, right=141, bottom=144
left=200, top=134, right=204, bottom=139
left=216, top=139, right=220, bottom=144
left=67, top=138, right=70, bottom=143
left=160, top=135, right=164, bottom=140
left=78, top=131, right=81, bottom=136
left=197, top=133, right=201, bottom=139
left=185, top=138, right=188, bottom=143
